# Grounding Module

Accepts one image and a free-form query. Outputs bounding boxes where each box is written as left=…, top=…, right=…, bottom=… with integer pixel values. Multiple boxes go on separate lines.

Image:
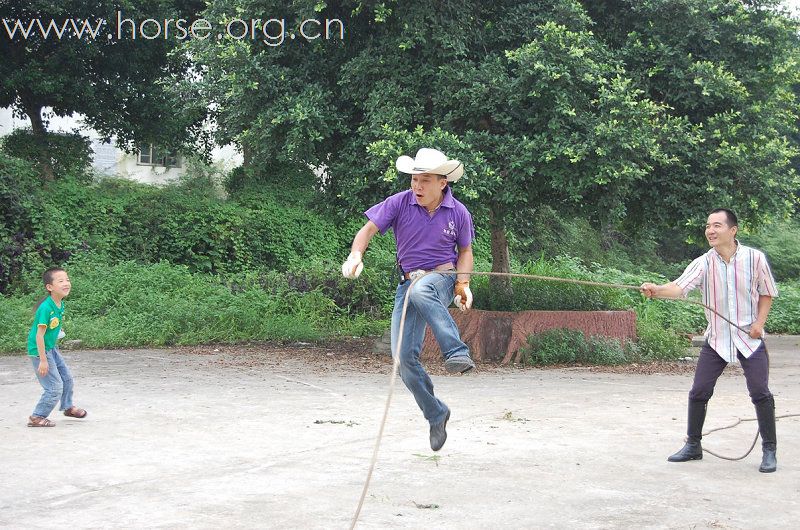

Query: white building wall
left=0, top=107, right=17, bottom=137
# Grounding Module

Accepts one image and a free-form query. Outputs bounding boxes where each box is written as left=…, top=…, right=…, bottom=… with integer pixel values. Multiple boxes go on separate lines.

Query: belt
left=403, top=263, right=455, bottom=280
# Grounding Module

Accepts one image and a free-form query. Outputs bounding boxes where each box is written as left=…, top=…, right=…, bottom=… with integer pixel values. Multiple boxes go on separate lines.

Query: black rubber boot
left=668, top=400, right=707, bottom=462
left=755, top=396, right=777, bottom=473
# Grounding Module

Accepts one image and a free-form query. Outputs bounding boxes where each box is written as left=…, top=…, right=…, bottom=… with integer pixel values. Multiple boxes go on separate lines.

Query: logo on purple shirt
left=365, top=188, right=475, bottom=272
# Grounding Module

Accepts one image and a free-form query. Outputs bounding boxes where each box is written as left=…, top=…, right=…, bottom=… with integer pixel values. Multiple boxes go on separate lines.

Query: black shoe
left=444, top=355, right=475, bottom=374
left=667, top=441, right=703, bottom=462
left=429, top=409, right=451, bottom=451
left=759, top=447, right=777, bottom=473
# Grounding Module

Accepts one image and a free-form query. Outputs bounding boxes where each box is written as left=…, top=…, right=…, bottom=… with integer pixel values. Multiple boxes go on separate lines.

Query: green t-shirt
left=27, top=296, right=65, bottom=356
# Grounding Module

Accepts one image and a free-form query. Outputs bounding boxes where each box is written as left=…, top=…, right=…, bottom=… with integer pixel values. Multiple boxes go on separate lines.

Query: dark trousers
left=688, top=341, right=772, bottom=405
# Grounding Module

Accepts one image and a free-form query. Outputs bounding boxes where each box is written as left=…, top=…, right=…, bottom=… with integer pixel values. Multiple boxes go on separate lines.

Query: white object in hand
left=58, top=329, right=66, bottom=340
left=341, top=251, right=364, bottom=279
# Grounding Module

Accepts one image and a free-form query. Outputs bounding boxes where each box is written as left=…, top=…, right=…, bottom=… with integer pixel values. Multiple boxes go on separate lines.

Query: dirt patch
left=172, top=338, right=392, bottom=373
left=165, top=338, right=712, bottom=377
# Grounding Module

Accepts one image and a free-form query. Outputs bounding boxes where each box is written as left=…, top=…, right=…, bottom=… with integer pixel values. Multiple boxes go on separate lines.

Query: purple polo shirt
left=365, top=187, right=475, bottom=272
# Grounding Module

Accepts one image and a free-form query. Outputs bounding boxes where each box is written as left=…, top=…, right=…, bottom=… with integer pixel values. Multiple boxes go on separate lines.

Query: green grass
left=4, top=157, right=799, bottom=358
left=4, top=252, right=798, bottom=357
left=0, top=257, right=387, bottom=354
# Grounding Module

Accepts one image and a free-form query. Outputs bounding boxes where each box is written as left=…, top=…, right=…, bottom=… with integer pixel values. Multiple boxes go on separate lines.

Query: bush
left=0, top=295, right=34, bottom=353
left=588, top=264, right=707, bottom=334
left=0, top=173, right=369, bottom=292
left=470, top=256, right=673, bottom=314
left=766, top=281, right=800, bottom=334
left=508, top=205, right=689, bottom=277
left=472, top=256, right=621, bottom=312
left=0, top=154, right=41, bottom=293
left=169, top=155, right=228, bottom=199
left=520, top=329, right=629, bottom=366
left=1, top=129, right=92, bottom=179
left=3, top=152, right=799, bottom=353
left=740, top=221, right=800, bottom=281
left=520, top=323, right=690, bottom=366
left=633, top=306, right=694, bottom=361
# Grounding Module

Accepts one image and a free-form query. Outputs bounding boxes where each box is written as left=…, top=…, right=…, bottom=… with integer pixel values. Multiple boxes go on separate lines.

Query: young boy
left=26, top=267, right=87, bottom=427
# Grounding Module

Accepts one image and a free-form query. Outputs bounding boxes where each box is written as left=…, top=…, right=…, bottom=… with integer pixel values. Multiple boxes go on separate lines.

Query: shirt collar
left=46, top=295, right=63, bottom=311
left=710, top=239, right=742, bottom=262
left=406, top=186, right=455, bottom=208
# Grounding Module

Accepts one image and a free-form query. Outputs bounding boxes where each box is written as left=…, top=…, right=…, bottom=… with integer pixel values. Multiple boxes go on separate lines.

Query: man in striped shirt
left=640, top=208, right=779, bottom=473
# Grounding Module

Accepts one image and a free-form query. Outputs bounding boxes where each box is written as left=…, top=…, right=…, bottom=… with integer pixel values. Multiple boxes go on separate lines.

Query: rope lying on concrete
left=348, top=269, right=791, bottom=528
left=700, top=414, right=800, bottom=460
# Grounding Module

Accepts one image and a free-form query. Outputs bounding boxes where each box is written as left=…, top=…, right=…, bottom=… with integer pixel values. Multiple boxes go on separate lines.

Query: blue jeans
left=30, top=347, right=74, bottom=418
left=391, top=272, right=470, bottom=425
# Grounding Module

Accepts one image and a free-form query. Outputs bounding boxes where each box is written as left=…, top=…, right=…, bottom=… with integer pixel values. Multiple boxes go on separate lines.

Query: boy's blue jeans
left=391, top=272, right=470, bottom=426
left=30, top=347, right=74, bottom=418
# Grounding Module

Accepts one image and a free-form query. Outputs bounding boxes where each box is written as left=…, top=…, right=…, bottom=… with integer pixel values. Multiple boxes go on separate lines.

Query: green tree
left=194, top=0, right=799, bottom=288
left=584, top=0, right=800, bottom=234
left=0, top=0, right=208, bottom=179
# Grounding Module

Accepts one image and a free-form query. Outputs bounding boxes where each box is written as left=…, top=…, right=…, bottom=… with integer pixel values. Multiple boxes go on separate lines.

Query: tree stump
left=421, top=309, right=637, bottom=364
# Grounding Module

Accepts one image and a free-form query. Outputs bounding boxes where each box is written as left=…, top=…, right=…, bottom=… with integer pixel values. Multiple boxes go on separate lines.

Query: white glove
left=453, top=281, right=473, bottom=311
left=341, top=251, right=364, bottom=279
left=58, top=329, right=66, bottom=340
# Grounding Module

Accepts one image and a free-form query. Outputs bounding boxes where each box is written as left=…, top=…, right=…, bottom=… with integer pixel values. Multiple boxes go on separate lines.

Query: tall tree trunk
left=489, top=207, right=512, bottom=307
left=21, top=99, right=55, bottom=181
left=242, top=142, right=252, bottom=168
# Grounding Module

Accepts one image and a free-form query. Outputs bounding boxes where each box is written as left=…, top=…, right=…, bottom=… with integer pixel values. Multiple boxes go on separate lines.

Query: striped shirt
left=674, top=242, right=778, bottom=362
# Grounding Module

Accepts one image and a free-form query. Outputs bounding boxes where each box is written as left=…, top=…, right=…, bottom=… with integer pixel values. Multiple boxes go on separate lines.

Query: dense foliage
left=3, top=153, right=800, bottom=355
left=2, top=1, right=799, bottom=359
left=192, top=0, right=799, bottom=270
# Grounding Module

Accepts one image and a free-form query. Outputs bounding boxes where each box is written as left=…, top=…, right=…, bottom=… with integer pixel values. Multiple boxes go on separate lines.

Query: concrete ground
left=1, top=337, right=798, bottom=529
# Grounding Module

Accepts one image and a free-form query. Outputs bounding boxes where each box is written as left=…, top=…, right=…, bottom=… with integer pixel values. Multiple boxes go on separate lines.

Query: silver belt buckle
left=409, top=269, right=427, bottom=281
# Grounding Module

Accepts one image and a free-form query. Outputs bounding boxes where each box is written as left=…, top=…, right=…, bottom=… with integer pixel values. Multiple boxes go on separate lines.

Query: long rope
left=436, top=270, right=752, bottom=334
left=349, top=275, right=423, bottom=530
left=699, top=414, right=800, bottom=460
left=348, top=269, right=788, bottom=528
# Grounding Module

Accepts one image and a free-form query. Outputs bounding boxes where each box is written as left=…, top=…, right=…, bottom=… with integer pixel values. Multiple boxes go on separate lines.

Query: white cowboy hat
left=395, top=148, right=464, bottom=182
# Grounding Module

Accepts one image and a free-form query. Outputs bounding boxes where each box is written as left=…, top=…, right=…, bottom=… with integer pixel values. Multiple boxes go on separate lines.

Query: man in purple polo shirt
left=641, top=208, right=779, bottom=473
left=341, top=147, right=476, bottom=451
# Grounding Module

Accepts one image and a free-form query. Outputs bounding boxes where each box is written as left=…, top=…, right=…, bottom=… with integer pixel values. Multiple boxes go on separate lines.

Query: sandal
left=27, top=416, right=56, bottom=427
left=63, top=406, right=87, bottom=418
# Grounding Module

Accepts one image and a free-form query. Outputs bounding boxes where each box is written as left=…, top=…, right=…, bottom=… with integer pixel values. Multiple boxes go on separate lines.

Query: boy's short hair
left=43, top=267, right=65, bottom=283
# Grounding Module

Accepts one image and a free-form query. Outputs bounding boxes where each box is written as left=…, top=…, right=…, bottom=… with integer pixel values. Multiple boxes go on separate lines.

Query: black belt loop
left=392, top=260, right=404, bottom=285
